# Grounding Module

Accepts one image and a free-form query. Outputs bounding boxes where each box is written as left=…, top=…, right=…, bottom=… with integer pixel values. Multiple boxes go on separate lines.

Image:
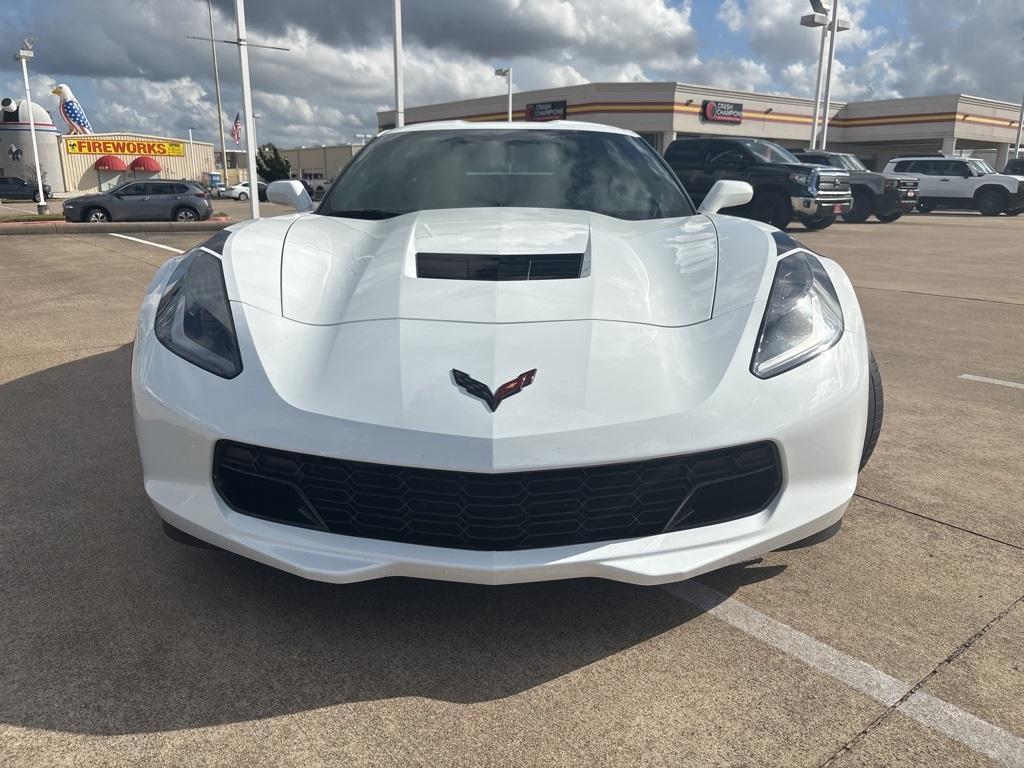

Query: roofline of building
left=60, top=131, right=214, bottom=147
left=378, top=81, right=1024, bottom=121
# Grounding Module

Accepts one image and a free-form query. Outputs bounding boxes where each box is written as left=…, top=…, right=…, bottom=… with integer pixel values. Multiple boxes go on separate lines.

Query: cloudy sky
left=2, top=0, right=1023, bottom=148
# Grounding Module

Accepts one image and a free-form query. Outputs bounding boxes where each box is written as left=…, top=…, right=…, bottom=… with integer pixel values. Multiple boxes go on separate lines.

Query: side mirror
left=698, top=180, right=754, bottom=215
left=267, top=180, right=314, bottom=213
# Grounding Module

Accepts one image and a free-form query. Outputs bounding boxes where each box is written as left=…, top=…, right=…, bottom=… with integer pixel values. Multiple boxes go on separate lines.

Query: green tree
left=255, top=143, right=291, bottom=182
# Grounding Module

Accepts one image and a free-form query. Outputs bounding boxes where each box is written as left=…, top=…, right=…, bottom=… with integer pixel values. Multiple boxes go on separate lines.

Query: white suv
left=884, top=156, right=1024, bottom=216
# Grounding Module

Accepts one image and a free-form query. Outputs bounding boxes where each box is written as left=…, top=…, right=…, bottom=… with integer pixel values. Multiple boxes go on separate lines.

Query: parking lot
left=1, top=214, right=1021, bottom=766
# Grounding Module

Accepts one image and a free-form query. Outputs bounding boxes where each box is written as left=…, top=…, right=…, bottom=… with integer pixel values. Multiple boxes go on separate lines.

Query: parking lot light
left=1015, top=90, right=1023, bottom=159
left=13, top=41, right=49, bottom=215
left=801, top=2, right=850, bottom=150
left=495, top=67, right=512, bottom=122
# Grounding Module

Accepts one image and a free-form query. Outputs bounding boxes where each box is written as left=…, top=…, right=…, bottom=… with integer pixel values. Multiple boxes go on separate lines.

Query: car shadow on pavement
left=0, top=345, right=785, bottom=735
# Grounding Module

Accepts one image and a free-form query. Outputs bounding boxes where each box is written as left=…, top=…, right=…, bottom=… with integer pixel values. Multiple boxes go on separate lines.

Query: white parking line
left=959, top=374, right=1024, bottom=391
left=108, top=233, right=184, bottom=254
left=664, top=581, right=1024, bottom=767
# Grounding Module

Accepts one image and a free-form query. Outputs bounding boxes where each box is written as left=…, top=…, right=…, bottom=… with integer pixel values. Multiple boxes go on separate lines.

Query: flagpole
left=207, top=0, right=229, bottom=190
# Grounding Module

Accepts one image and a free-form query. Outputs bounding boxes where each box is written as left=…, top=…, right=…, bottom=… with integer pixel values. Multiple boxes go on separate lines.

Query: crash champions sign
left=64, top=138, right=186, bottom=157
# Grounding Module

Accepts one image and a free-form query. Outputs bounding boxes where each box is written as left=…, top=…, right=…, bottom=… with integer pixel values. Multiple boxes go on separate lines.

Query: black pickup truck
left=664, top=137, right=852, bottom=230
left=794, top=150, right=919, bottom=223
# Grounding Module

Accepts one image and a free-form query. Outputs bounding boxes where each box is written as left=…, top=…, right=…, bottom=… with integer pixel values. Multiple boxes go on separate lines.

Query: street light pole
left=495, top=67, right=512, bottom=121
left=207, top=0, right=229, bottom=189
left=235, top=0, right=260, bottom=219
left=1015, top=91, right=1024, bottom=159
left=14, top=43, right=48, bottom=215
left=187, top=127, right=197, bottom=181
left=819, top=0, right=841, bottom=150
left=393, top=0, right=404, bottom=128
left=802, top=10, right=830, bottom=149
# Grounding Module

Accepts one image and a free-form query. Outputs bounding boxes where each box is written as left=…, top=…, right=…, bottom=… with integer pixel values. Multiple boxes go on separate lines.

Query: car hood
left=226, top=208, right=722, bottom=327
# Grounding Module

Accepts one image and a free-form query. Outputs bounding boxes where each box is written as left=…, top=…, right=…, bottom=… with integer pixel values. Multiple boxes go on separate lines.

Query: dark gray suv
left=63, top=180, right=213, bottom=223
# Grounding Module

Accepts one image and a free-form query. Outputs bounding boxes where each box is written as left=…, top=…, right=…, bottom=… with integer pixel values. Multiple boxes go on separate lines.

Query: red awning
left=95, top=155, right=128, bottom=172
left=130, top=155, right=161, bottom=172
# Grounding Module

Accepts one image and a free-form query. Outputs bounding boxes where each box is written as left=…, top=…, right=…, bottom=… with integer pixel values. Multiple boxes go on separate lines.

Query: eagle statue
left=52, top=83, right=93, bottom=135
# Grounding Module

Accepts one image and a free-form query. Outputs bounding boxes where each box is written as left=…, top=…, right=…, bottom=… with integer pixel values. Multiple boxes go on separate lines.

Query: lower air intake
left=213, top=441, right=783, bottom=551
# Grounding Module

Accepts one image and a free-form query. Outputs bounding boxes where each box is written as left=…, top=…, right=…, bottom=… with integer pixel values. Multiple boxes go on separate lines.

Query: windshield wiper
left=324, top=208, right=404, bottom=220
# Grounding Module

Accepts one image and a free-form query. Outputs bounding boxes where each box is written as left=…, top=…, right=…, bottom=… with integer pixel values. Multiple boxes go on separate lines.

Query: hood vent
left=416, top=252, right=584, bottom=281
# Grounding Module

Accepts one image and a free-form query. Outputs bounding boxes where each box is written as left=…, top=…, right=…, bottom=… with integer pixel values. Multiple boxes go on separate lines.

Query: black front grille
left=416, top=252, right=584, bottom=281
left=213, top=441, right=783, bottom=551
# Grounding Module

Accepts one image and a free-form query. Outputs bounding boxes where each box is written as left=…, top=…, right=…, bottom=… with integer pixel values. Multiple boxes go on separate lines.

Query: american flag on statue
left=230, top=112, right=242, bottom=145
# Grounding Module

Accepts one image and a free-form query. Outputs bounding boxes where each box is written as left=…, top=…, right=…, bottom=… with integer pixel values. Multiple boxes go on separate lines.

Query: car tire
left=161, top=519, right=222, bottom=550
left=1007, top=210, right=1023, bottom=216
left=84, top=207, right=110, bottom=223
left=860, top=350, right=884, bottom=471
left=749, top=191, right=793, bottom=230
left=842, top=188, right=873, bottom=223
left=916, top=202, right=935, bottom=213
left=238, top=192, right=248, bottom=201
left=32, top=191, right=41, bottom=203
left=874, top=211, right=903, bottom=223
left=174, top=206, right=199, bottom=222
left=800, top=212, right=836, bottom=230
left=975, top=188, right=1007, bottom=216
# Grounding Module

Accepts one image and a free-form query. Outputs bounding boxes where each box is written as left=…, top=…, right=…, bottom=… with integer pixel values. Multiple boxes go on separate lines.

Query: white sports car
left=132, top=121, right=882, bottom=585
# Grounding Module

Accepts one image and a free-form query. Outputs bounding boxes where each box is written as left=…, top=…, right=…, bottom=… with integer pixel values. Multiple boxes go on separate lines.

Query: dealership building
left=378, top=82, right=1023, bottom=171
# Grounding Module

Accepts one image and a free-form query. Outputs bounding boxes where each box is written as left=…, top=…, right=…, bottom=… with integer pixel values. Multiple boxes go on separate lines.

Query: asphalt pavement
left=0, top=212, right=1021, bottom=767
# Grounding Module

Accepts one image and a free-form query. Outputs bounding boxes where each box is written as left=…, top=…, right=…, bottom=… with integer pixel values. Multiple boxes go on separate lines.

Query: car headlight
left=751, top=250, right=843, bottom=379
left=789, top=172, right=811, bottom=187
left=884, top=178, right=899, bottom=189
left=154, top=248, right=242, bottom=378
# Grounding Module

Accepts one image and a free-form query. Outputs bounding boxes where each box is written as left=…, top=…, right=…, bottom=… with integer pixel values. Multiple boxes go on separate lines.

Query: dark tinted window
left=799, top=154, right=830, bottom=165
left=893, top=161, right=912, bottom=173
left=322, top=129, right=694, bottom=220
left=706, top=141, right=749, bottom=168
left=665, top=140, right=708, bottom=167
left=172, top=184, right=192, bottom=194
left=119, top=183, right=147, bottom=196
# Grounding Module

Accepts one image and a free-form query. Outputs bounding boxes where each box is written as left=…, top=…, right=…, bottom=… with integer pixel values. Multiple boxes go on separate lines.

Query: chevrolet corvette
left=132, top=121, right=882, bottom=585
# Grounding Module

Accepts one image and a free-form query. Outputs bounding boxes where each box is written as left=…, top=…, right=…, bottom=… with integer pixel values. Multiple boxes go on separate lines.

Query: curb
left=0, top=219, right=235, bottom=235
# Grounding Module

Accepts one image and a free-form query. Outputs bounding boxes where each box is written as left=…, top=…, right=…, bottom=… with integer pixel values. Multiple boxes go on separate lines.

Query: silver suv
left=883, top=156, right=1024, bottom=216
left=63, top=180, right=214, bottom=223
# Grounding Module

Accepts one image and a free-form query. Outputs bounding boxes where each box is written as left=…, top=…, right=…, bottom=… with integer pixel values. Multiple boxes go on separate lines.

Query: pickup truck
left=664, top=137, right=852, bottom=230
left=793, top=150, right=918, bottom=223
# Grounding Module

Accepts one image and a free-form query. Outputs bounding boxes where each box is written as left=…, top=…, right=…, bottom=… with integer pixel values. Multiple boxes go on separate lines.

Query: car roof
left=382, top=119, right=638, bottom=138
left=887, top=156, right=963, bottom=162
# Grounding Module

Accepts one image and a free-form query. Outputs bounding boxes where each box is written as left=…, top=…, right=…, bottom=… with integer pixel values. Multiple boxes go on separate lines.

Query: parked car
left=1003, top=158, right=1024, bottom=176
left=134, top=121, right=881, bottom=585
left=62, top=180, right=213, bottom=223
left=226, top=181, right=268, bottom=202
left=883, top=156, right=1024, bottom=216
left=665, top=137, right=852, bottom=230
left=793, top=150, right=919, bottom=223
left=0, top=176, right=52, bottom=202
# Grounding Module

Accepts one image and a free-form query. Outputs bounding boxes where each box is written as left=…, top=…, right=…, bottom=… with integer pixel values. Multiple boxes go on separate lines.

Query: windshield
left=835, top=154, right=868, bottom=171
left=739, top=139, right=801, bottom=165
left=320, top=129, right=694, bottom=220
left=967, top=159, right=996, bottom=175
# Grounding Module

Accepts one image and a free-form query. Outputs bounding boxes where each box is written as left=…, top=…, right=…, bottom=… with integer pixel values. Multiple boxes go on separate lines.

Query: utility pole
left=14, top=41, right=48, bottom=215
left=207, top=0, right=229, bottom=189
left=393, top=0, right=404, bottom=127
